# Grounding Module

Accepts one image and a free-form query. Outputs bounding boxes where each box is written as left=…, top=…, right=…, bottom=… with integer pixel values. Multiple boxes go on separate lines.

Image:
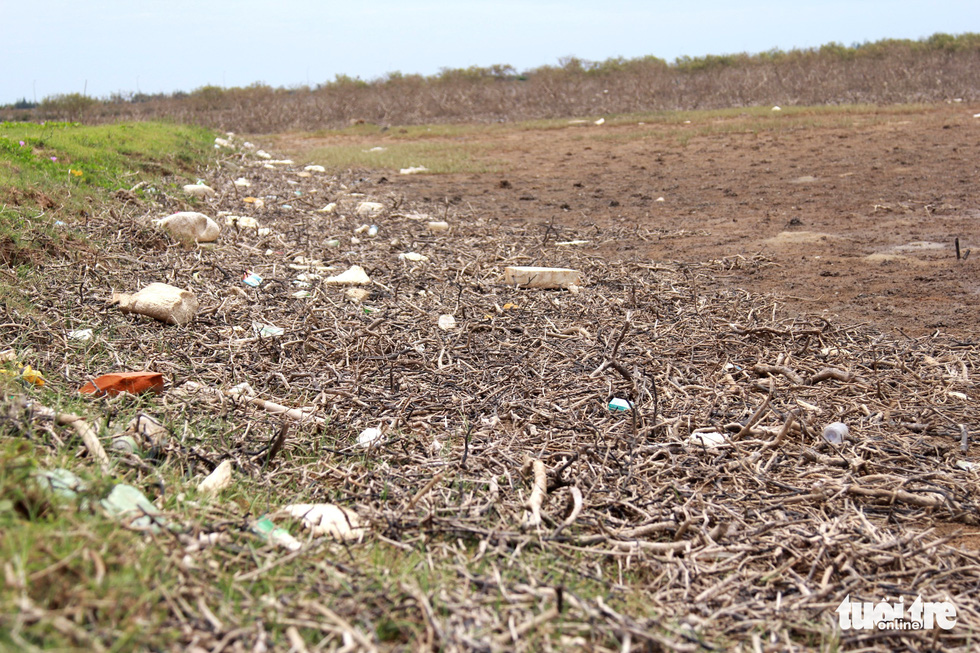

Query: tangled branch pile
left=4, top=139, right=979, bottom=651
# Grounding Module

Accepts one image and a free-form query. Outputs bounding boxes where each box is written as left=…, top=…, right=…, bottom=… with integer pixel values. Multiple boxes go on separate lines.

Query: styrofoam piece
left=325, top=265, right=371, bottom=285
left=438, top=314, right=457, bottom=331
left=113, top=283, right=199, bottom=326
left=356, top=202, right=385, bottom=218
left=280, top=503, right=366, bottom=541
left=357, top=427, right=383, bottom=448
left=198, top=460, right=233, bottom=496
left=501, top=266, right=583, bottom=289
left=182, top=184, right=215, bottom=198
left=155, top=212, right=220, bottom=242
left=225, top=215, right=259, bottom=229
left=689, top=431, right=728, bottom=448
left=426, top=221, right=450, bottom=232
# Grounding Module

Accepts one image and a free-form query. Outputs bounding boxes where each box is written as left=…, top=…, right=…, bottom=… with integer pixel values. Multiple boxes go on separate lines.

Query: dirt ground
left=287, top=104, right=980, bottom=339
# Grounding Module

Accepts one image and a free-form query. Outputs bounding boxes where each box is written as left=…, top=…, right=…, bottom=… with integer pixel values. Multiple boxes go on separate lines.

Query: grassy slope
left=0, top=121, right=216, bottom=651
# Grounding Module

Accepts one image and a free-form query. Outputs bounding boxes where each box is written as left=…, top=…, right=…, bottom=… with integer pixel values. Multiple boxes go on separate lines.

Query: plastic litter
left=182, top=184, right=216, bottom=198
left=356, top=202, right=384, bottom=218
left=438, top=314, right=457, bottom=331
left=346, top=288, right=371, bottom=303
left=689, top=431, right=728, bottom=448
left=304, top=164, right=326, bottom=173
left=956, top=460, right=977, bottom=472
left=278, top=503, right=366, bottom=541
left=234, top=177, right=251, bottom=187
left=822, top=422, right=849, bottom=444
left=80, top=372, right=165, bottom=397
left=253, top=322, right=284, bottom=338
left=252, top=516, right=302, bottom=551
left=198, top=460, right=233, bottom=496
left=113, top=282, right=199, bottom=325
left=154, top=211, right=220, bottom=243
left=242, top=271, right=263, bottom=287
left=502, top=266, right=583, bottom=289
left=111, top=414, right=170, bottom=454
left=0, top=357, right=46, bottom=387
left=399, top=252, right=428, bottom=262
left=225, top=215, right=260, bottom=229
left=357, top=427, right=383, bottom=448
left=325, top=265, right=371, bottom=285
left=101, top=484, right=165, bottom=531
left=399, top=165, right=428, bottom=175
left=68, top=328, right=94, bottom=341
left=426, top=221, right=450, bottom=233
left=608, top=398, right=632, bottom=411
left=34, top=468, right=88, bottom=500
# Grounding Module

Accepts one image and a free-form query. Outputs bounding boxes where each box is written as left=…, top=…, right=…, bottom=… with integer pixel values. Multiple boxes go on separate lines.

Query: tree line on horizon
left=4, top=33, right=979, bottom=131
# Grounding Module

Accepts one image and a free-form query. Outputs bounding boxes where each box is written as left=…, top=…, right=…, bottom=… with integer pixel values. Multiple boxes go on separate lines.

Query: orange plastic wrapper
left=79, top=372, right=165, bottom=397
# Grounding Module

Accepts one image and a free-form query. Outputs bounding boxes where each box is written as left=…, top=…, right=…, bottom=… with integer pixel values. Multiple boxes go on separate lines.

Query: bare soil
left=284, top=104, right=980, bottom=339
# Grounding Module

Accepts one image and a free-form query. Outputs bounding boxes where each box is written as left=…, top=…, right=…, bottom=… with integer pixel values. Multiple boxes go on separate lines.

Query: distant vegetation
left=3, top=33, right=979, bottom=132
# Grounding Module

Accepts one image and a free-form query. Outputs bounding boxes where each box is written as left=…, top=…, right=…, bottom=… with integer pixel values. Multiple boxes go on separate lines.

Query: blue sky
left=2, top=1, right=977, bottom=105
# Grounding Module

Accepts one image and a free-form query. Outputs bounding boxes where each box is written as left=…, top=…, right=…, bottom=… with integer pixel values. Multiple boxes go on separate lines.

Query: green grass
left=0, top=121, right=215, bottom=266
left=298, top=139, right=504, bottom=174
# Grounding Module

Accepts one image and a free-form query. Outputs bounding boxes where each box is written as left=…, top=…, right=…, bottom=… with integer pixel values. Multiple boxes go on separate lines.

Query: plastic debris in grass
left=155, top=211, right=220, bottom=243
left=689, top=431, right=728, bottom=449
left=427, top=220, right=450, bottom=232
left=225, top=215, right=259, bottom=229
left=242, top=271, right=263, bottom=287
left=113, top=282, right=199, bottom=325
left=252, top=516, right=302, bottom=551
left=80, top=372, right=165, bottom=397
left=198, top=460, right=233, bottom=496
left=0, top=360, right=45, bottom=387
left=101, top=484, right=166, bottom=531
left=182, top=183, right=215, bottom=198
left=346, top=288, right=371, bottom=303
left=110, top=414, right=170, bottom=455
left=438, top=314, right=457, bottom=331
left=608, top=397, right=632, bottom=411
left=399, top=165, right=428, bottom=175
left=822, top=422, right=849, bottom=445
left=355, top=202, right=384, bottom=219
left=398, top=252, right=428, bottom=263
left=278, top=503, right=366, bottom=542
left=357, top=427, right=383, bottom=448
left=304, top=164, right=326, bottom=173
left=34, top=468, right=88, bottom=500
left=253, top=322, right=284, bottom=338
left=326, top=265, right=371, bottom=285
left=501, top=266, right=583, bottom=289
left=68, top=328, right=94, bottom=342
